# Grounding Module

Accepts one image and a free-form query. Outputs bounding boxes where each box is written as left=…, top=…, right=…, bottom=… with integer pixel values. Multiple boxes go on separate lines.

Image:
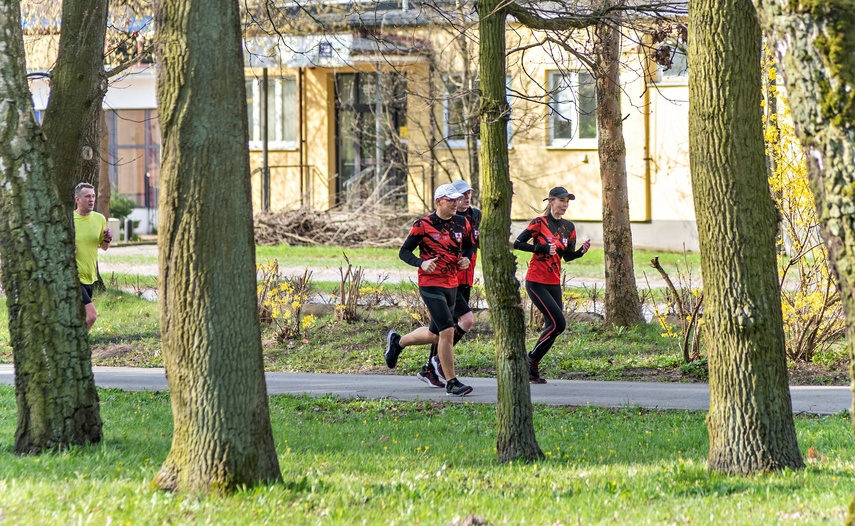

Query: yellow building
left=24, top=1, right=696, bottom=249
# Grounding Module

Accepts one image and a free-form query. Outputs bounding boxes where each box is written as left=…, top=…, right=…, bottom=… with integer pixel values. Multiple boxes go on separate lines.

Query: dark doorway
left=334, top=71, right=407, bottom=209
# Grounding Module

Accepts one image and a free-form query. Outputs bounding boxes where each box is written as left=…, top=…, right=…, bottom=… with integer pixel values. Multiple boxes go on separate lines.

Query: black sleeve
left=562, top=247, right=585, bottom=262
left=399, top=234, right=423, bottom=268
left=514, top=228, right=549, bottom=254
left=559, top=222, right=583, bottom=261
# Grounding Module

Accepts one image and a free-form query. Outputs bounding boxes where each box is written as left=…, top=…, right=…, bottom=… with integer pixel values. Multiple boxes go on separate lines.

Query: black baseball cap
left=543, top=186, right=576, bottom=201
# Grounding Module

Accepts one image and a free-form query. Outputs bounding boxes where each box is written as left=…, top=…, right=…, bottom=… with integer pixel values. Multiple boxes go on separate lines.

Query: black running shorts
left=419, top=286, right=457, bottom=334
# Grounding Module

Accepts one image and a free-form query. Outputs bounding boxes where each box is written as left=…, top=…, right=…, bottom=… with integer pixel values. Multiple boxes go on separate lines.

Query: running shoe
left=417, top=365, right=445, bottom=388
left=445, top=377, right=473, bottom=396
left=385, top=330, right=402, bottom=369
left=528, top=355, right=547, bottom=384
left=430, top=355, right=446, bottom=381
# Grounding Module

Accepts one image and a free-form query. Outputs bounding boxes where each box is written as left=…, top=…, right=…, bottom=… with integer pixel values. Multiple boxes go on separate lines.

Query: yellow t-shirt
left=74, top=211, right=106, bottom=285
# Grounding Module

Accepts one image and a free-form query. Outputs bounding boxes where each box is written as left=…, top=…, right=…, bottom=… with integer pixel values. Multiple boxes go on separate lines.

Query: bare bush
left=254, top=207, right=418, bottom=247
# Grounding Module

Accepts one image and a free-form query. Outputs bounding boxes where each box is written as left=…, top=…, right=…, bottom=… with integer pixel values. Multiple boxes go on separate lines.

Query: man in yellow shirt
left=73, top=183, right=113, bottom=331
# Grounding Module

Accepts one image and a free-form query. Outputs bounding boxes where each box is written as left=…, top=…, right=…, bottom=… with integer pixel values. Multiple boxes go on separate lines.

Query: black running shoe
left=417, top=365, right=445, bottom=388
left=430, top=355, right=446, bottom=381
left=385, top=330, right=402, bottom=368
left=528, top=355, right=547, bottom=384
left=446, top=377, right=473, bottom=396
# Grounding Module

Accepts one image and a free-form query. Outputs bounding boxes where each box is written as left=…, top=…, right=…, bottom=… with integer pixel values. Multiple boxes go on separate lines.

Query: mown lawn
left=0, top=284, right=848, bottom=385
left=97, top=243, right=703, bottom=281
left=0, top=386, right=850, bottom=525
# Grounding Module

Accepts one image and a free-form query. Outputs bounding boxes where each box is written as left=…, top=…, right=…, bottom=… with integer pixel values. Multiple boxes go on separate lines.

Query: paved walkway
left=0, top=365, right=848, bottom=415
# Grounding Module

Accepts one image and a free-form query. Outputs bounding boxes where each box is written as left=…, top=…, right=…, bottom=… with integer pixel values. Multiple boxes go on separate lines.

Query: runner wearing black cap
left=385, top=183, right=475, bottom=396
left=417, top=179, right=481, bottom=388
left=513, top=186, right=591, bottom=383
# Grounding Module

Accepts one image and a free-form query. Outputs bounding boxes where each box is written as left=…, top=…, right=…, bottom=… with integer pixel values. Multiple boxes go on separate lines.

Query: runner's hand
left=421, top=257, right=438, bottom=273
left=581, top=239, right=591, bottom=253
left=458, top=257, right=470, bottom=270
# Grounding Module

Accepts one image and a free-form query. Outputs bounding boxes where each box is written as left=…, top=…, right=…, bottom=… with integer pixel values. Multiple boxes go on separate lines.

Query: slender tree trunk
left=593, top=3, right=644, bottom=328
left=0, top=0, right=102, bottom=455
left=458, top=28, right=481, bottom=198
left=689, top=0, right=803, bottom=474
left=152, top=0, right=281, bottom=493
left=478, top=0, right=543, bottom=463
left=751, top=0, right=855, bottom=517
left=41, top=0, right=110, bottom=209
left=97, top=110, right=111, bottom=218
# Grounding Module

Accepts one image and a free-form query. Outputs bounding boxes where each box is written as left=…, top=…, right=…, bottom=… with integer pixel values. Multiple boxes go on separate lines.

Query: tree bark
left=0, top=0, right=102, bottom=455
left=152, top=0, right=282, bottom=492
left=97, top=109, right=111, bottom=218
left=688, top=0, right=803, bottom=474
left=593, top=3, right=644, bottom=328
left=478, top=0, right=543, bottom=463
left=41, top=0, right=110, bottom=209
left=751, top=0, right=855, bottom=516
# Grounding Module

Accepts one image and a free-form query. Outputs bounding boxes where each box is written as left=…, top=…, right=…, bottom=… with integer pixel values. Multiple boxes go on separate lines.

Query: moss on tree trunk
left=152, top=0, right=281, bottom=492
left=0, top=0, right=102, bottom=455
left=753, top=0, right=855, bottom=517
left=594, top=6, right=644, bottom=328
left=478, top=0, right=543, bottom=463
left=689, top=0, right=803, bottom=474
left=41, top=0, right=110, bottom=210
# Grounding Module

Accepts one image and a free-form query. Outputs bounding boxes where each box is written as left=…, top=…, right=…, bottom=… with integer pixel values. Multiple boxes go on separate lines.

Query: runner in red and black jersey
left=385, top=184, right=475, bottom=396
left=418, top=179, right=482, bottom=388
left=514, top=186, right=591, bottom=384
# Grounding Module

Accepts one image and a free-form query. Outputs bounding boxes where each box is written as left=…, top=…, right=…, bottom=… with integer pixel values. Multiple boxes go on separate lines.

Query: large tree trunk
left=478, top=0, right=543, bottom=463
left=152, top=0, right=282, bottom=492
left=41, top=0, right=110, bottom=209
left=688, top=0, right=803, bottom=474
left=593, top=4, right=644, bottom=328
left=751, top=0, right=855, bottom=517
left=0, top=0, right=102, bottom=455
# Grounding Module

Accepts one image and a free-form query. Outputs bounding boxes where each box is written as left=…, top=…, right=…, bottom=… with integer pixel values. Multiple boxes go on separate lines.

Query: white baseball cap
left=450, top=179, right=473, bottom=194
left=434, top=184, right=464, bottom=200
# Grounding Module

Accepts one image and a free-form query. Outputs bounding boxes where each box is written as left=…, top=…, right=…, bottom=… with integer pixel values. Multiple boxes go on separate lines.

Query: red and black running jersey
left=513, top=214, right=583, bottom=285
left=399, top=212, right=474, bottom=288
left=457, top=206, right=481, bottom=286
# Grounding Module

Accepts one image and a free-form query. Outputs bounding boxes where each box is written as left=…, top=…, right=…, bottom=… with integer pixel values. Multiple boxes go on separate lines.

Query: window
left=443, top=75, right=478, bottom=149
left=246, top=76, right=297, bottom=149
left=105, top=109, right=161, bottom=208
left=443, top=75, right=512, bottom=149
left=548, top=70, right=597, bottom=149
left=657, top=40, right=688, bottom=82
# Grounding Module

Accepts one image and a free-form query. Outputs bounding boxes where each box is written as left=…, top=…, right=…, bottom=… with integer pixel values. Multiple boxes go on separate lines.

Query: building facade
left=24, top=1, right=697, bottom=250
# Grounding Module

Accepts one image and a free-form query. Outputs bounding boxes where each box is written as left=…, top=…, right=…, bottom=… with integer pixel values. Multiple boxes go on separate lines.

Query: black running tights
left=525, top=281, right=566, bottom=361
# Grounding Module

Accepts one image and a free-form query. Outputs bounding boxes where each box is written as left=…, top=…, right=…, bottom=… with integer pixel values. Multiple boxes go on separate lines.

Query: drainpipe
left=642, top=70, right=652, bottom=221
left=375, top=65, right=384, bottom=192
left=262, top=68, right=270, bottom=211
left=298, top=67, right=306, bottom=207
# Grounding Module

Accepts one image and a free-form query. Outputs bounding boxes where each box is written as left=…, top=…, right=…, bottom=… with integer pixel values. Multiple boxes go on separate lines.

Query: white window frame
left=548, top=70, right=598, bottom=150
left=443, top=75, right=513, bottom=150
left=246, top=76, right=298, bottom=151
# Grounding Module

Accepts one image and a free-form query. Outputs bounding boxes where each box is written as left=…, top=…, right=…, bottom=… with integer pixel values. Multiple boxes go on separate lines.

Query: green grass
left=0, top=385, right=849, bottom=524
left=98, top=244, right=702, bottom=282
left=3, top=287, right=847, bottom=384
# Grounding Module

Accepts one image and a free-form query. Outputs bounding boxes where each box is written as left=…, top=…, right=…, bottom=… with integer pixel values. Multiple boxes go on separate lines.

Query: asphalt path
left=0, top=365, right=848, bottom=415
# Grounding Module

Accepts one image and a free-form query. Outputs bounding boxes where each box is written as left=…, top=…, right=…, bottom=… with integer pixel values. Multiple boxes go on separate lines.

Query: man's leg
left=435, top=326, right=456, bottom=381
left=399, top=326, right=438, bottom=348
left=80, top=284, right=97, bottom=331
left=84, top=303, right=98, bottom=331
